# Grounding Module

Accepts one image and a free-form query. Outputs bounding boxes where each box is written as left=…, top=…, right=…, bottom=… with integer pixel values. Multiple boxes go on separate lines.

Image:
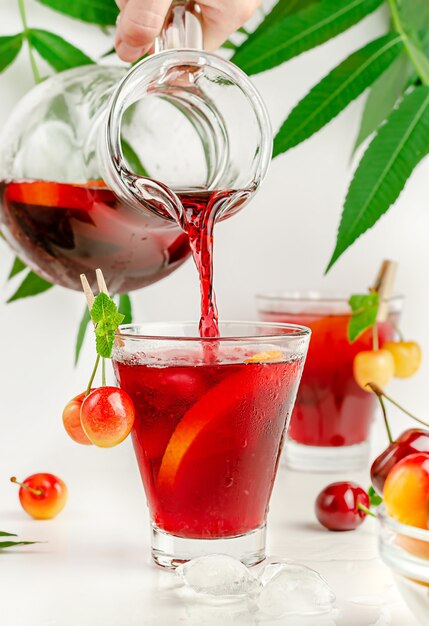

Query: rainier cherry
left=80, top=386, right=135, bottom=448
left=62, top=391, right=92, bottom=445
left=383, top=452, right=429, bottom=529
left=11, top=473, right=67, bottom=520
left=315, top=482, right=372, bottom=531
left=353, top=349, right=395, bottom=391
left=383, top=341, right=422, bottom=379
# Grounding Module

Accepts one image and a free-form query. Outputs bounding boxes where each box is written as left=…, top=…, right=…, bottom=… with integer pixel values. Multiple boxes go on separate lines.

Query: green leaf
left=90, top=293, right=124, bottom=359
left=0, top=34, right=23, bottom=73
left=397, top=0, right=429, bottom=40
left=75, top=306, right=91, bottom=366
left=121, top=140, right=149, bottom=177
left=274, top=33, right=404, bottom=157
left=35, top=0, right=119, bottom=25
left=354, top=52, right=415, bottom=151
left=8, top=257, right=27, bottom=280
left=368, top=485, right=383, bottom=507
left=256, top=0, right=320, bottom=36
left=0, top=541, right=37, bottom=549
left=327, top=86, right=429, bottom=270
left=29, top=30, right=93, bottom=72
left=231, top=0, right=384, bottom=75
left=119, top=294, right=132, bottom=325
left=7, top=271, right=53, bottom=303
left=348, top=293, right=379, bottom=342
left=407, top=39, right=429, bottom=85
left=0, top=531, right=17, bottom=537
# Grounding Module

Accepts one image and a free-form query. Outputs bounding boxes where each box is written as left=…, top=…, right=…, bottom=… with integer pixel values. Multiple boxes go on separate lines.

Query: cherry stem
left=86, top=353, right=100, bottom=397
left=10, top=476, right=43, bottom=496
left=381, top=390, right=429, bottom=429
left=366, top=382, right=393, bottom=443
left=357, top=503, right=376, bottom=518
left=372, top=323, right=379, bottom=352
left=102, top=357, right=106, bottom=387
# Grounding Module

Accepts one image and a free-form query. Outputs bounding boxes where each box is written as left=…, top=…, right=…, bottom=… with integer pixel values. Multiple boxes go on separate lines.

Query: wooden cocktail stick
left=80, top=273, right=95, bottom=312
left=80, top=269, right=123, bottom=340
left=371, top=259, right=397, bottom=322
left=96, top=268, right=109, bottom=297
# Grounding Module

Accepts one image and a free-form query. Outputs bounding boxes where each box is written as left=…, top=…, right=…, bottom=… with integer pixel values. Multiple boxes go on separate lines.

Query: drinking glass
left=257, top=293, right=403, bottom=472
left=112, top=321, right=310, bottom=568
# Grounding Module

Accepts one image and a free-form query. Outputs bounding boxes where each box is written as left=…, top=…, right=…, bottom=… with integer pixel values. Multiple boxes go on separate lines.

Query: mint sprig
left=348, top=293, right=379, bottom=342
left=90, top=292, right=124, bottom=359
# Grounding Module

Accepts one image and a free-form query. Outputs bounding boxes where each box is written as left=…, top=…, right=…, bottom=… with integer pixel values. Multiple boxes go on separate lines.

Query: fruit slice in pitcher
left=5, top=180, right=111, bottom=211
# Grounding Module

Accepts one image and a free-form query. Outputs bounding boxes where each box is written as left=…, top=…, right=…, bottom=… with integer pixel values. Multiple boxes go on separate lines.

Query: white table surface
left=0, top=446, right=419, bottom=626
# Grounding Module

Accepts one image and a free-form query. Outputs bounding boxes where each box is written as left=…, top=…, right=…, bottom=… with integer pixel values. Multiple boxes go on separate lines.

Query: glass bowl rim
left=378, top=505, right=429, bottom=542
left=114, top=320, right=311, bottom=342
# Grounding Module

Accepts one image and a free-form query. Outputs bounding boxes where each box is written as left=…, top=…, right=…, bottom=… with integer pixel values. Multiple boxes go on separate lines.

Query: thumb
left=115, top=0, right=171, bottom=62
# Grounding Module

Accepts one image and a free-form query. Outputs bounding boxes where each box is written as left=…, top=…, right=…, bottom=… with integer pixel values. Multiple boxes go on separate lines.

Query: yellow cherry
left=383, top=341, right=422, bottom=378
left=353, top=349, right=395, bottom=391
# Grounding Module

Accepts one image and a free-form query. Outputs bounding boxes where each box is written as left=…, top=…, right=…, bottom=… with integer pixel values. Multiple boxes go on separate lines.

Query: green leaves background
left=2, top=0, right=429, bottom=309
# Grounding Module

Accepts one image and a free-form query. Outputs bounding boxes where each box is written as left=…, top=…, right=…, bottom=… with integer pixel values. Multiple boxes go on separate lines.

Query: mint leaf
left=7, top=271, right=53, bottom=303
left=348, top=293, right=379, bottom=342
left=8, top=256, right=26, bottom=280
left=368, top=486, right=383, bottom=507
left=90, top=293, right=124, bottom=359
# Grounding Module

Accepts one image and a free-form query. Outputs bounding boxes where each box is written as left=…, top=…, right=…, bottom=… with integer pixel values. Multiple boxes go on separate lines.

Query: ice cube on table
left=257, top=560, right=336, bottom=617
left=176, top=555, right=261, bottom=597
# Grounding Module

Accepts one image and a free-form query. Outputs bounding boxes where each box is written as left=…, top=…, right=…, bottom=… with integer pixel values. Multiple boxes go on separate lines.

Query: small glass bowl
left=378, top=506, right=429, bottom=625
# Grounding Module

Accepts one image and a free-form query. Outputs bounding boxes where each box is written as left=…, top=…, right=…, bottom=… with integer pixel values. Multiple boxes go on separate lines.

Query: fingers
left=115, top=0, right=171, bottom=62
left=199, top=0, right=260, bottom=51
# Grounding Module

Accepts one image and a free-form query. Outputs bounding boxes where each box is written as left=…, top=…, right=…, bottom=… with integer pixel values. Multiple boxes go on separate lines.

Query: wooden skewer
left=80, top=268, right=110, bottom=314
left=80, top=273, right=95, bottom=313
left=96, top=268, right=109, bottom=297
left=371, top=259, right=397, bottom=322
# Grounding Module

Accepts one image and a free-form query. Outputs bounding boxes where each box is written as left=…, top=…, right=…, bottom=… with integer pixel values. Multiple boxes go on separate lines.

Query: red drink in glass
left=112, top=322, right=310, bottom=567
left=258, top=295, right=402, bottom=472
left=0, top=180, right=190, bottom=293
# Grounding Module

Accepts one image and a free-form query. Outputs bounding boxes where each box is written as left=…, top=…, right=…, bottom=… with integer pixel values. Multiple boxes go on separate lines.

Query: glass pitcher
left=0, top=0, right=272, bottom=293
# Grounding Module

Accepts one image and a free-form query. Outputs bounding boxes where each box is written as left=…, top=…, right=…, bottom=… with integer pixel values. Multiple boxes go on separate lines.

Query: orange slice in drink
left=157, top=367, right=261, bottom=491
left=244, top=350, right=283, bottom=363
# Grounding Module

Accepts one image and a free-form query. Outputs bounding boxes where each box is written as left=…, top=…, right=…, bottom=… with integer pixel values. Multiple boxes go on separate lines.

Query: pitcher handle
left=155, top=0, right=203, bottom=52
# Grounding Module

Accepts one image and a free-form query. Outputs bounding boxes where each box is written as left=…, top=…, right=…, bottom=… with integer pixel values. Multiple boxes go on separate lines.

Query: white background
left=0, top=3, right=426, bottom=623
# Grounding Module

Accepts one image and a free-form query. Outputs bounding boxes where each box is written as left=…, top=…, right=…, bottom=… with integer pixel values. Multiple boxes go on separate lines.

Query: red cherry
left=80, top=386, right=135, bottom=447
left=11, top=473, right=67, bottom=520
left=315, top=482, right=370, bottom=531
left=371, top=429, right=429, bottom=495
